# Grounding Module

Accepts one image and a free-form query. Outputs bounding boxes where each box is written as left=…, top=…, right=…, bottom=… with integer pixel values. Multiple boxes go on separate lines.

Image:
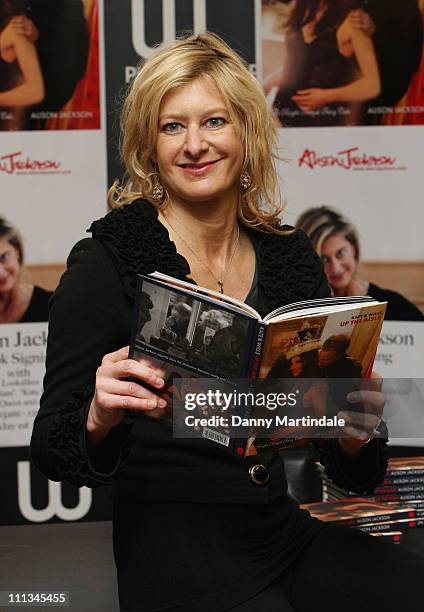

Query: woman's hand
left=347, top=9, right=376, bottom=37
left=86, top=346, right=167, bottom=444
left=0, top=16, right=39, bottom=62
left=292, top=88, right=331, bottom=111
left=337, top=373, right=385, bottom=457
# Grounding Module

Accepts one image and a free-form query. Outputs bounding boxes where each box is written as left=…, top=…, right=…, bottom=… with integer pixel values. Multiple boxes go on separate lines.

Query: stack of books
left=313, top=457, right=424, bottom=542
left=300, top=498, right=420, bottom=544
left=319, top=457, right=424, bottom=504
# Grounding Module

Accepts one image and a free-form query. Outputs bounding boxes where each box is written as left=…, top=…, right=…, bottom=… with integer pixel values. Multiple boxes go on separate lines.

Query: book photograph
left=132, top=276, right=257, bottom=380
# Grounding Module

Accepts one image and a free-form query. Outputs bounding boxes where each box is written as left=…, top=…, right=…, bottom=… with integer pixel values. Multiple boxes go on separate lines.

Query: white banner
left=0, top=323, right=47, bottom=448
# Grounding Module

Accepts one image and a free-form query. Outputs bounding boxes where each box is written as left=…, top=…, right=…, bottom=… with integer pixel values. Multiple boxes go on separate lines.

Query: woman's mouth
left=179, top=159, right=221, bottom=176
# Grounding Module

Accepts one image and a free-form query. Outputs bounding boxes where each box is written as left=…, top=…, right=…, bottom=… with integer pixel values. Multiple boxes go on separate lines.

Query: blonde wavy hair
left=108, top=32, right=286, bottom=233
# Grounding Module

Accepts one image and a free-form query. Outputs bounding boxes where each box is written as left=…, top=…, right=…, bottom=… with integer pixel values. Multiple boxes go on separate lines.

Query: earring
left=240, top=172, right=252, bottom=191
left=152, top=174, right=165, bottom=202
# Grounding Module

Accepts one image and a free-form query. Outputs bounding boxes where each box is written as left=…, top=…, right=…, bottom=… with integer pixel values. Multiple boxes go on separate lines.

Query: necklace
left=164, top=214, right=240, bottom=294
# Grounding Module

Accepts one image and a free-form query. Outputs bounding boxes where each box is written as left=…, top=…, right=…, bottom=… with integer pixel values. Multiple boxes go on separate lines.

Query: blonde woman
left=0, top=216, right=51, bottom=323
left=297, top=206, right=424, bottom=321
left=31, top=33, right=423, bottom=612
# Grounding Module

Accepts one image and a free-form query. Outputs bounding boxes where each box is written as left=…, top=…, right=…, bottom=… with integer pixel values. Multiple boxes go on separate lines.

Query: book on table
left=129, top=271, right=387, bottom=456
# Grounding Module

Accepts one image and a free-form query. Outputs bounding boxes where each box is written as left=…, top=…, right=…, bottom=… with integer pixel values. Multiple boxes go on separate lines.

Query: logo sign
left=298, top=147, right=406, bottom=171
left=131, top=0, right=207, bottom=59
left=0, top=151, right=69, bottom=176
left=17, top=462, right=92, bottom=523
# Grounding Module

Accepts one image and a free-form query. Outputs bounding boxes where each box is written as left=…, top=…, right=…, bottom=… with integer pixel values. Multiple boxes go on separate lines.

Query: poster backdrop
left=0, top=0, right=109, bottom=524
left=1, top=0, right=107, bottom=265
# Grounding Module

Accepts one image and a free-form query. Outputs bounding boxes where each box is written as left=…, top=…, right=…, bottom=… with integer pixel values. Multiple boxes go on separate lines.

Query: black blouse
left=30, top=200, right=388, bottom=611
left=20, top=286, right=52, bottom=323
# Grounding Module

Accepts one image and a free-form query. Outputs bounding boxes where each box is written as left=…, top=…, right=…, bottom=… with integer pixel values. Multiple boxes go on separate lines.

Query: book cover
left=129, top=272, right=386, bottom=455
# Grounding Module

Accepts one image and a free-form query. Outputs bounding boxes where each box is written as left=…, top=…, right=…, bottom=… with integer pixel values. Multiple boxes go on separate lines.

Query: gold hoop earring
left=240, top=172, right=252, bottom=191
left=152, top=174, right=165, bottom=202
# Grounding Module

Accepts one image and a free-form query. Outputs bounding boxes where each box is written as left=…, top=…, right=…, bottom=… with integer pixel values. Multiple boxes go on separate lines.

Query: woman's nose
left=184, top=126, right=208, bottom=157
left=325, top=258, right=342, bottom=275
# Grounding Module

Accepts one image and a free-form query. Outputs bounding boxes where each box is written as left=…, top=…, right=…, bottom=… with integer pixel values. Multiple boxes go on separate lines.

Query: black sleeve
left=314, top=434, right=389, bottom=495
left=30, top=238, right=133, bottom=488
left=386, top=293, right=424, bottom=322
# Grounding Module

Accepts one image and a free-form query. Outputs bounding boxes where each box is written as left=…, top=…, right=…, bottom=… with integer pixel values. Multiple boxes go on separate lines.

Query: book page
left=263, top=296, right=379, bottom=323
left=150, top=271, right=261, bottom=319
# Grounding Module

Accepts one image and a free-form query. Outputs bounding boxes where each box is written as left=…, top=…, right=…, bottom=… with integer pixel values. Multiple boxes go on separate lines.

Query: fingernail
left=156, top=378, right=164, bottom=387
left=148, top=399, right=157, bottom=408
left=158, top=399, right=167, bottom=408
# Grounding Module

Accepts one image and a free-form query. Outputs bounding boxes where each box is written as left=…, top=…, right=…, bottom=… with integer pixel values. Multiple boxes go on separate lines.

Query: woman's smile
left=155, top=77, right=244, bottom=204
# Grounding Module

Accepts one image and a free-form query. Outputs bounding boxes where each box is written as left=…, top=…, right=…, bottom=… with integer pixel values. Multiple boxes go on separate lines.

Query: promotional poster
left=260, top=0, right=424, bottom=128
left=0, top=0, right=100, bottom=131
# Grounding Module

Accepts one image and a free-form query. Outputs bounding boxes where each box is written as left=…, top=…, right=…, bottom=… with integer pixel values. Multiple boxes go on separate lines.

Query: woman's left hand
left=337, top=373, right=385, bottom=457
left=11, top=15, right=39, bottom=42
left=292, top=88, right=330, bottom=111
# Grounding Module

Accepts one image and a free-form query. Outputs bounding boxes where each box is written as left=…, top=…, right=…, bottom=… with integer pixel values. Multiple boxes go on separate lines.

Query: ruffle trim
left=88, top=200, right=325, bottom=316
left=48, top=387, right=132, bottom=488
left=88, top=200, right=191, bottom=302
left=251, top=226, right=325, bottom=315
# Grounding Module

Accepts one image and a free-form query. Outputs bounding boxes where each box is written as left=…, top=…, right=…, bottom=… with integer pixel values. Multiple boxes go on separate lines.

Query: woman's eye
left=321, top=256, right=329, bottom=264
left=336, top=248, right=346, bottom=259
left=0, top=252, right=10, bottom=263
left=162, top=122, right=183, bottom=134
left=205, top=117, right=226, bottom=128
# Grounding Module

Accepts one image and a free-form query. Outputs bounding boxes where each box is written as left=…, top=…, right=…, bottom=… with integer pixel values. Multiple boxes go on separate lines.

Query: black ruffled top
left=30, top=199, right=388, bottom=611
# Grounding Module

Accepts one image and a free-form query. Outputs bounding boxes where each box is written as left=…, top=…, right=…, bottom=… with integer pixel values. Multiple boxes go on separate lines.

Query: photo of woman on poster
left=0, top=216, right=52, bottom=324
left=261, top=0, right=424, bottom=127
left=0, top=10, right=44, bottom=129
left=0, top=0, right=100, bottom=131
left=263, top=0, right=381, bottom=127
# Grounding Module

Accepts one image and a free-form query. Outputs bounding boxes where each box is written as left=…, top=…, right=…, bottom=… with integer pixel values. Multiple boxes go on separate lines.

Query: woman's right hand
left=86, top=346, right=167, bottom=442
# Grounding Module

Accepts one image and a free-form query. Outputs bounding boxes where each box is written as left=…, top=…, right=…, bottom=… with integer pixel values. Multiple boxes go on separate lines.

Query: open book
left=129, top=272, right=387, bottom=455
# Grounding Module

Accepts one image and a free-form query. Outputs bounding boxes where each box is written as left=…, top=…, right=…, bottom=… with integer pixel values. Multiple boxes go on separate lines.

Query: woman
left=0, top=10, right=44, bottom=124
left=297, top=206, right=424, bottom=321
left=192, top=308, right=229, bottom=353
left=0, top=0, right=89, bottom=130
left=30, top=33, right=423, bottom=612
left=264, top=0, right=380, bottom=126
left=0, top=217, right=51, bottom=323
left=164, top=301, right=192, bottom=343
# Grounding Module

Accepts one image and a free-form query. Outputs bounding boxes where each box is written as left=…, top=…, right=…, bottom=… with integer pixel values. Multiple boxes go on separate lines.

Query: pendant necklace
left=163, top=214, right=240, bottom=294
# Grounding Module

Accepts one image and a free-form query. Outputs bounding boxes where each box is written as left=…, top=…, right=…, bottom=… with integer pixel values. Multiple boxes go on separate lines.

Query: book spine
left=382, top=476, right=424, bottom=486
left=330, top=509, right=417, bottom=527
left=386, top=469, right=424, bottom=478
left=373, top=484, right=424, bottom=495
left=248, top=322, right=267, bottom=380
left=370, top=493, right=424, bottom=502
left=359, top=519, right=424, bottom=533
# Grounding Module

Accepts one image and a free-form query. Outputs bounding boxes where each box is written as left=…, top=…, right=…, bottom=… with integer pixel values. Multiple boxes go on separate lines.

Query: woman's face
left=171, top=307, right=181, bottom=320
left=155, top=77, right=244, bottom=207
left=0, top=237, right=20, bottom=295
left=289, top=355, right=303, bottom=377
left=320, top=232, right=357, bottom=292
